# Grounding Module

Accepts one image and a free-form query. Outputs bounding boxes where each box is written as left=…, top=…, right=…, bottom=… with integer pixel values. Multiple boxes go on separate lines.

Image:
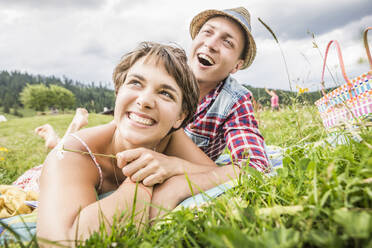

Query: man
left=185, top=7, right=267, bottom=170
left=147, top=7, right=270, bottom=216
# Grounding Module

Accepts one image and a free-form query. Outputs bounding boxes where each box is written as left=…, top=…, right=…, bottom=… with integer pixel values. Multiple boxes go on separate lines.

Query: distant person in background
left=265, top=87, right=279, bottom=111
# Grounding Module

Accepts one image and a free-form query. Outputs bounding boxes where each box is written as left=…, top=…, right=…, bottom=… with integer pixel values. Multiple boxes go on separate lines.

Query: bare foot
left=34, top=109, right=88, bottom=150
left=35, top=124, right=60, bottom=150
left=70, top=108, right=89, bottom=132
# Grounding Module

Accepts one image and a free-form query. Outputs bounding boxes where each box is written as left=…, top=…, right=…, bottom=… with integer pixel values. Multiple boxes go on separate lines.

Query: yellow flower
left=0, top=147, right=8, bottom=152
left=0, top=157, right=4, bottom=161
left=296, top=85, right=309, bottom=95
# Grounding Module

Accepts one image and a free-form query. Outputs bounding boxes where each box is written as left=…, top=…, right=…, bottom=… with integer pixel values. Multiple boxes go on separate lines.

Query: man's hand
left=116, top=148, right=181, bottom=186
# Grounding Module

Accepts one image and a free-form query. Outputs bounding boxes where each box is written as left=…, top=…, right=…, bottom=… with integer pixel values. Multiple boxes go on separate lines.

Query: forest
left=0, top=70, right=115, bottom=114
left=0, top=70, right=323, bottom=115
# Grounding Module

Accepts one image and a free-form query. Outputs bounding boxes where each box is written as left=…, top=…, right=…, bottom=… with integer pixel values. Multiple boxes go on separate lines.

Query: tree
left=20, top=84, right=76, bottom=112
left=20, top=84, right=50, bottom=111
left=3, top=102, right=10, bottom=114
left=2, top=93, right=12, bottom=113
left=49, top=85, right=75, bottom=111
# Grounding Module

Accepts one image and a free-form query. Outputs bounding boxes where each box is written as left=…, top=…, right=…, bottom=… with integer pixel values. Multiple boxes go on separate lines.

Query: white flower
left=55, top=140, right=65, bottom=160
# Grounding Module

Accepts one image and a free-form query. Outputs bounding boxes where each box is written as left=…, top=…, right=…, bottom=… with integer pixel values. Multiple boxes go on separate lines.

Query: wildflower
left=296, top=85, right=309, bottom=95
left=56, top=143, right=65, bottom=160
left=0, top=157, right=4, bottom=161
left=0, top=147, right=8, bottom=152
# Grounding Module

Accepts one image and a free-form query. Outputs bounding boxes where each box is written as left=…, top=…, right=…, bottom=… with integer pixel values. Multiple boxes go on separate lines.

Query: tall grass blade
left=258, top=17, right=293, bottom=91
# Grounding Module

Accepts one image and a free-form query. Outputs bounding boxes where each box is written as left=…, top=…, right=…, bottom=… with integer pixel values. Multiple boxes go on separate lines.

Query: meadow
left=0, top=105, right=371, bottom=247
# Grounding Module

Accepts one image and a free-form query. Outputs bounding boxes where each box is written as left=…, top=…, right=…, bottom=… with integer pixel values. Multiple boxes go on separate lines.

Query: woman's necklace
left=111, top=157, right=120, bottom=187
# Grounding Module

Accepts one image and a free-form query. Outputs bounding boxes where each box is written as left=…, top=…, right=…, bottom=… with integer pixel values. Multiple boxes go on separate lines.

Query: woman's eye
left=127, top=80, right=141, bottom=87
left=160, top=91, right=174, bottom=100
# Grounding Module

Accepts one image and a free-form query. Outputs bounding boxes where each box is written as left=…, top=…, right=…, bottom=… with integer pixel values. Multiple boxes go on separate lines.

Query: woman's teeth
left=129, top=113, right=154, bottom=126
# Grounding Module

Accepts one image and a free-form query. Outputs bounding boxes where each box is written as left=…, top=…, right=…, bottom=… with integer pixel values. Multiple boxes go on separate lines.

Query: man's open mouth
left=197, top=53, right=215, bottom=66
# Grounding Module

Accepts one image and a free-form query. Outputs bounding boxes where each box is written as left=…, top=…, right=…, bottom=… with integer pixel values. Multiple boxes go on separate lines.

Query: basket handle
left=320, top=40, right=352, bottom=97
left=363, top=27, right=372, bottom=70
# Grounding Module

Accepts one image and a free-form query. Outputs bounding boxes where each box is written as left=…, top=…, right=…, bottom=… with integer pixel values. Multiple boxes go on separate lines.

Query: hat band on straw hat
left=223, top=9, right=252, bottom=32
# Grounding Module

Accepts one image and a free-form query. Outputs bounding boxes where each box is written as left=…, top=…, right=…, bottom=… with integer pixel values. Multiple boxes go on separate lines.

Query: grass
left=0, top=113, right=113, bottom=184
left=260, top=104, right=325, bottom=146
left=0, top=107, right=37, bottom=120
left=0, top=107, right=371, bottom=247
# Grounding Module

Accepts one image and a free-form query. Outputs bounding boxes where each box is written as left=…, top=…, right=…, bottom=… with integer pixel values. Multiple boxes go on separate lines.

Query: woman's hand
left=116, top=148, right=182, bottom=186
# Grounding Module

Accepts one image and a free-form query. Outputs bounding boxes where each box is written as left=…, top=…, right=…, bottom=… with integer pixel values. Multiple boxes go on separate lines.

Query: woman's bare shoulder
left=41, top=137, right=101, bottom=187
left=63, top=122, right=115, bottom=152
left=39, top=124, right=115, bottom=189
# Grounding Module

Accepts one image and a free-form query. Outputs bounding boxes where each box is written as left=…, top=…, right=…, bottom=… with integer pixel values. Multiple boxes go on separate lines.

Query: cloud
left=235, top=12, right=372, bottom=91
left=0, top=0, right=104, bottom=10
left=80, top=41, right=108, bottom=59
left=252, top=0, right=372, bottom=40
left=0, top=0, right=371, bottom=90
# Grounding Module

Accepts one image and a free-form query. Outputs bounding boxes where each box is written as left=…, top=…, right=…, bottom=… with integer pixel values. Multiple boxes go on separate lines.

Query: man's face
left=189, top=16, right=245, bottom=86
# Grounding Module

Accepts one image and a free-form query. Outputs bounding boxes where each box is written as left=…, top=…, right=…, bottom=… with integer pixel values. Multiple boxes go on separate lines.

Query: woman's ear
left=173, top=112, right=187, bottom=129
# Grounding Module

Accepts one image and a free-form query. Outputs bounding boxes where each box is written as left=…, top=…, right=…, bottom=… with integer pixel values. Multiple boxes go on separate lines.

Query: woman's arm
left=265, top=87, right=273, bottom=96
left=36, top=139, right=152, bottom=246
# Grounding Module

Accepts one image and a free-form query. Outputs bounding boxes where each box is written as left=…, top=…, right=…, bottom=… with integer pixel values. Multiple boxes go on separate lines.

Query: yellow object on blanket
left=0, top=185, right=38, bottom=218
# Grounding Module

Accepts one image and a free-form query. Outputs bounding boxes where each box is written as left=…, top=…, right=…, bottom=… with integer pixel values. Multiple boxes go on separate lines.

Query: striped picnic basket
left=315, top=27, right=372, bottom=130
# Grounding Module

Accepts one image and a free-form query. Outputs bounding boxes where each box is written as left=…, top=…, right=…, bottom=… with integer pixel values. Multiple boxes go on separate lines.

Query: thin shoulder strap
left=69, top=133, right=103, bottom=191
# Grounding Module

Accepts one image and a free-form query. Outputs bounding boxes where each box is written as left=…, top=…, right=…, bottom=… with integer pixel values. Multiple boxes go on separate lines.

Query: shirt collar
left=197, top=77, right=228, bottom=113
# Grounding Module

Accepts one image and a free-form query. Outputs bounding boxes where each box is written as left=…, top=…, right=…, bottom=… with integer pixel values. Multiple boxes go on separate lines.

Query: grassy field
left=0, top=112, right=113, bottom=184
left=0, top=105, right=371, bottom=247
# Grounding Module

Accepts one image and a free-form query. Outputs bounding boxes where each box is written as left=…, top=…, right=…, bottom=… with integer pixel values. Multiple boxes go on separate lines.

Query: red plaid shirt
left=184, top=76, right=270, bottom=172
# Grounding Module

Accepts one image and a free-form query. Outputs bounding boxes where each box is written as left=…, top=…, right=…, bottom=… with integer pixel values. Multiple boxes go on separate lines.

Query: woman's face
left=114, top=56, right=185, bottom=149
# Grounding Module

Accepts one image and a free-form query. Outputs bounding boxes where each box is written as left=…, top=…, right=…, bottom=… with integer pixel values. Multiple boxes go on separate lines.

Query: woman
left=36, top=42, right=215, bottom=246
left=265, top=87, right=279, bottom=111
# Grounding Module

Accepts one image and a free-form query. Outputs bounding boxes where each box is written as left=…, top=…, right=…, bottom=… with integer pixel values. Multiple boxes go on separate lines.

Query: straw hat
left=189, top=7, right=257, bottom=70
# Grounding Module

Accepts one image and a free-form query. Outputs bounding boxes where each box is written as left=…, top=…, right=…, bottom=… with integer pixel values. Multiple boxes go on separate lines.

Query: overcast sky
left=1, top=0, right=371, bottom=91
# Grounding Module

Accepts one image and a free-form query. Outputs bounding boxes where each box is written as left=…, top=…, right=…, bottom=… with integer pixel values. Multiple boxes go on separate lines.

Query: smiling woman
left=35, top=42, right=207, bottom=246
left=114, top=57, right=187, bottom=149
